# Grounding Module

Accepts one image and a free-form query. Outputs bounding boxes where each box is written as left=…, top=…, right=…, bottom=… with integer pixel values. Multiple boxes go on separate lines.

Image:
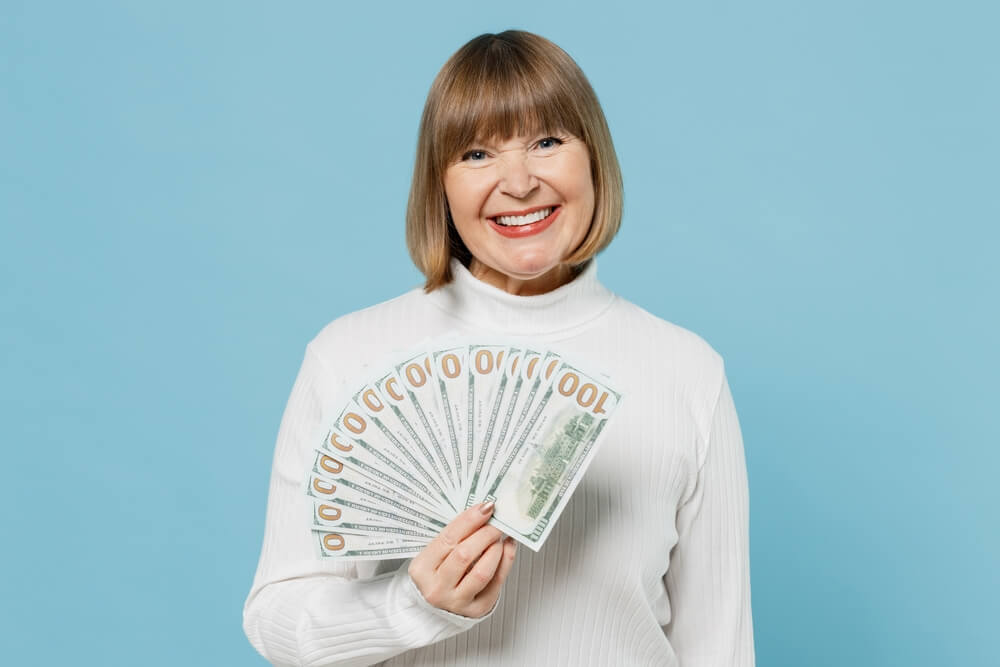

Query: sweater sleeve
left=242, top=343, right=486, bottom=667
left=662, top=373, right=756, bottom=666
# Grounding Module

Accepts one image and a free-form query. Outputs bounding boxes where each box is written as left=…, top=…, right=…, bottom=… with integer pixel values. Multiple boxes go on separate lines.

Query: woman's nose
left=497, top=154, right=539, bottom=198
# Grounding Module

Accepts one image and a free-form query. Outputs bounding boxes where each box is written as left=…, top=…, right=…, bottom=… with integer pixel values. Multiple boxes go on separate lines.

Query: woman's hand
left=408, top=501, right=517, bottom=618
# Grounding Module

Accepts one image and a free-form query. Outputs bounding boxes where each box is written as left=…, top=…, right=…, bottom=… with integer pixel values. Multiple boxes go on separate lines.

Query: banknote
left=483, top=348, right=558, bottom=488
left=310, top=498, right=438, bottom=539
left=464, top=344, right=513, bottom=507
left=483, top=360, right=623, bottom=550
left=306, top=339, right=623, bottom=559
left=318, top=425, right=447, bottom=520
left=432, top=345, right=472, bottom=490
left=392, top=351, right=461, bottom=499
left=314, top=529, right=428, bottom=560
left=479, top=347, right=527, bottom=488
left=306, top=468, right=447, bottom=532
left=369, top=368, right=458, bottom=509
left=343, top=381, right=456, bottom=514
left=310, top=448, right=448, bottom=523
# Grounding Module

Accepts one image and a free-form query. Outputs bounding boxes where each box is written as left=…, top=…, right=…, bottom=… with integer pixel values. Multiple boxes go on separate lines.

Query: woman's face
left=443, top=131, right=595, bottom=295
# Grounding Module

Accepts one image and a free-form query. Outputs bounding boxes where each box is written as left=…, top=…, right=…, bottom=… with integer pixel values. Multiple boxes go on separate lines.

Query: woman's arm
left=663, top=373, right=756, bottom=666
left=242, top=344, right=496, bottom=667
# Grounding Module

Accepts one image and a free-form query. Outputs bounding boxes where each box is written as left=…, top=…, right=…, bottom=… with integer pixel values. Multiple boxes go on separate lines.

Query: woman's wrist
left=402, top=568, right=502, bottom=628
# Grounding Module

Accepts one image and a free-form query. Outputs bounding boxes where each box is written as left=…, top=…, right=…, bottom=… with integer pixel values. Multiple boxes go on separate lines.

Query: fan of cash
left=305, top=339, right=623, bottom=560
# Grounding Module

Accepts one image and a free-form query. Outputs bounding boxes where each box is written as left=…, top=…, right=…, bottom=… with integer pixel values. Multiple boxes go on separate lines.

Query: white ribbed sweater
left=243, top=257, right=755, bottom=666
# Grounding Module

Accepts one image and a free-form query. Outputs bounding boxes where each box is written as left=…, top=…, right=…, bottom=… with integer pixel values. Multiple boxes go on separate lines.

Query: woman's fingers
left=455, top=537, right=505, bottom=599
left=407, top=502, right=519, bottom=618
left=435, top=522, right=505, bottom=587
left=470, top=537, right=517, bottom=609
left=416, top=502, right=495, bottom=571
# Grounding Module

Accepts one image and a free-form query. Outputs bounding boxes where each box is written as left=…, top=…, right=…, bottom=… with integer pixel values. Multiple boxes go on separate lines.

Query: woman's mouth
left=488, top=205, right=561, bottom=238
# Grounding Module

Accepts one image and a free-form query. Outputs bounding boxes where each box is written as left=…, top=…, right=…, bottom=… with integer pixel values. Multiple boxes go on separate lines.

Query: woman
left=243, top=30, right=755, bottom=666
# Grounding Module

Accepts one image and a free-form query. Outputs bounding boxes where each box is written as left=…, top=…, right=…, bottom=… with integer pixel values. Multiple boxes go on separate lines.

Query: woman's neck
left=423, top=256, right=614, bottom=336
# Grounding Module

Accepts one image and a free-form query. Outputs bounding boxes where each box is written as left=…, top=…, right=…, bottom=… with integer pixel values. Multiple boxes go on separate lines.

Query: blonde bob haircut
left=406, top=30, right=624, bottom=292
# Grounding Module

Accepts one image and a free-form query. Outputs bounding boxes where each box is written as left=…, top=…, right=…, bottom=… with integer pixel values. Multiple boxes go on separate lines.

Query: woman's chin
left=497, top=258, right=562, bottom=281
left=470, top=252, right=571, bottom=290
left=499, top=262, right=576, bottom=294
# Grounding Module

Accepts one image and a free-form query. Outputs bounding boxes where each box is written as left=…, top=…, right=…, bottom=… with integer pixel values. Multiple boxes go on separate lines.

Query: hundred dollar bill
left=306, top=468, right=447, bottom=532
left=318, top=425, right=449, bottom=522
left=464, top=344, right=513, bottom=507
left=369, top=367, right=456, bottom=507
left=516, top=353, right=562, bottom=437
left=483, top=360, right=622, bottom=551
left=310, top=449, right=448, bottom=523
left=314, top=529, right=427, bottom=560
left=392, top=351, right=460, bottom=500
left=476, top=346, right=541, bottom=500
left=484, top=347, right=527, bottom=470
left=329, top=395, right=440, bottom=496
left=483, top=347, right=557, bottom=488
left=311, top=498, right=438, bottom=539
left=342, top=380, right=455, bottom=513
left=432, top=345, right=471, bottom=492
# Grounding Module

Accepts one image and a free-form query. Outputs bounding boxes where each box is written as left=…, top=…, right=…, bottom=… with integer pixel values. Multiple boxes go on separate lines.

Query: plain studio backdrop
left=1, top=1, right=996, bottom=665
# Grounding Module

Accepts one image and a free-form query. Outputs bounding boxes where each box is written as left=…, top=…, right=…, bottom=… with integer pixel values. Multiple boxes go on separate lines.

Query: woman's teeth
left=494, top=207, right=554, bottom=227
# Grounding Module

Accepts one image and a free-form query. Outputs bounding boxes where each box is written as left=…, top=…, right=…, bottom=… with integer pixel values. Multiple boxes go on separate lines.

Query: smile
left=487, top=205, right=561, bottom=238
left=491, top=205, right=557, bottom=226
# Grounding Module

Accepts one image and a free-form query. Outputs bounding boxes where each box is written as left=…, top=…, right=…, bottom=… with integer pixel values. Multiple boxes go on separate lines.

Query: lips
left=487, top=205, right=562, bottom=238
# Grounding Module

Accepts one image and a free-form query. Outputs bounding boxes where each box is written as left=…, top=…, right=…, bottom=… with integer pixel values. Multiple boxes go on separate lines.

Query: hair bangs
left=433, top=43, right=585, bottom=170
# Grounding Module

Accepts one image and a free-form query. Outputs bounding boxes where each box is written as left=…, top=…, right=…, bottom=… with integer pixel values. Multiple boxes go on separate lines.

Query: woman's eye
left=461, top=149, right=488, bottom=162
left=537, top=136, right=564, bottom=150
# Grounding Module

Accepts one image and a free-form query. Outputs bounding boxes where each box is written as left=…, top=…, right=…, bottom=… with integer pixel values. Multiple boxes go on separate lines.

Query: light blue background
left=2, top=1, right=996, bottom=665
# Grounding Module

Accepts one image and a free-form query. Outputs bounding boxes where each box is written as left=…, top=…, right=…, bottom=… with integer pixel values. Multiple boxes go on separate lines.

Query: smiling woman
left=243, top=29, right=755, bottom=667
left=442, top=131, right=595, bottom=294
left=406, top=31, right=623, bottom=294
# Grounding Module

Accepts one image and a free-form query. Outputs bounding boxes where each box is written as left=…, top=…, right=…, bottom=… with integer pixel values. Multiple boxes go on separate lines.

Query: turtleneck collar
left=424, top=257, right=617, bottom=336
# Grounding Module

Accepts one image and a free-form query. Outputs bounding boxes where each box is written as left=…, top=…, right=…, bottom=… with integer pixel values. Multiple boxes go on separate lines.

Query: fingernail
left=480, top=501, right=495, bottom=515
